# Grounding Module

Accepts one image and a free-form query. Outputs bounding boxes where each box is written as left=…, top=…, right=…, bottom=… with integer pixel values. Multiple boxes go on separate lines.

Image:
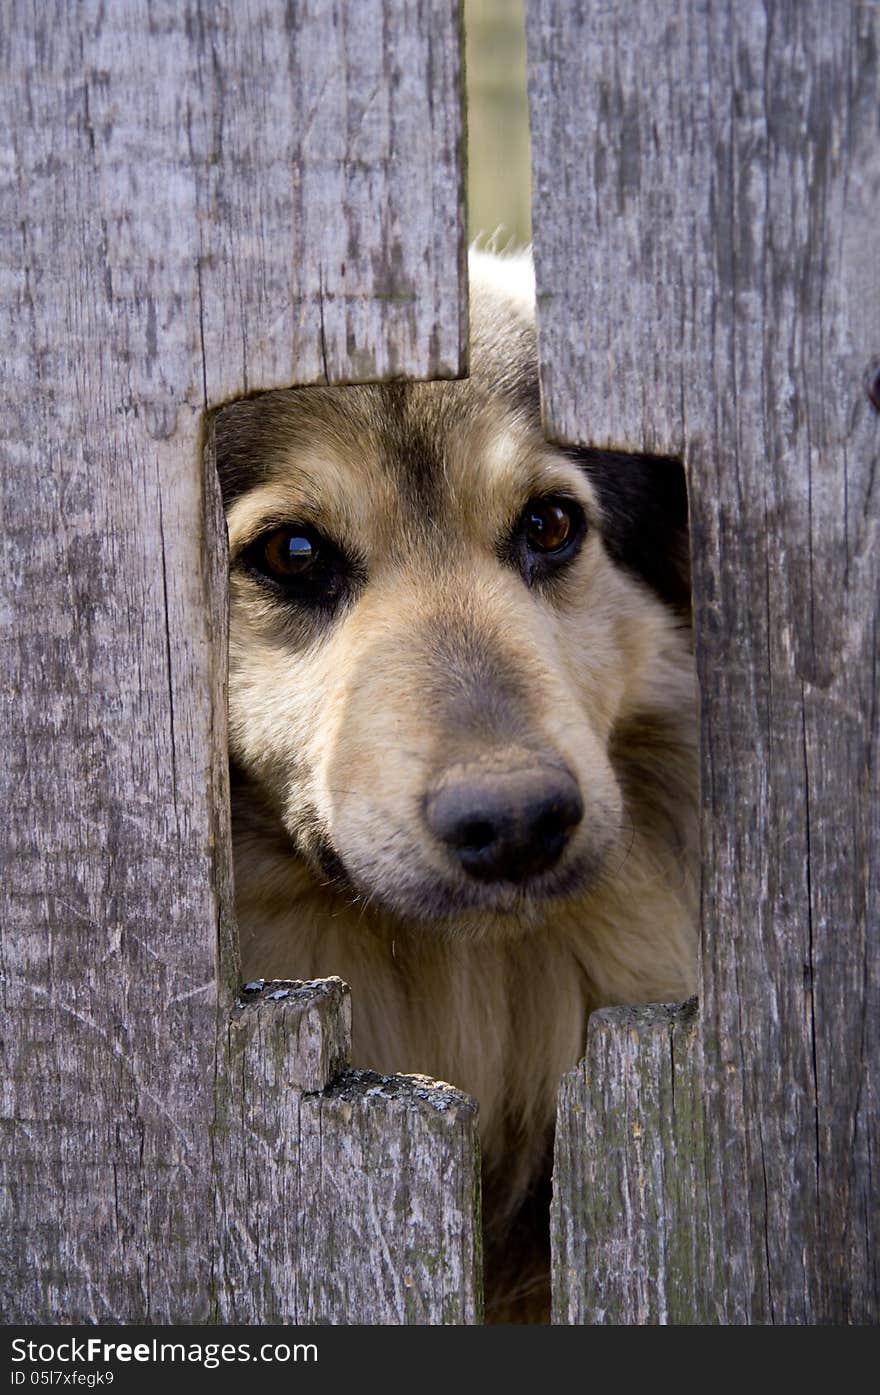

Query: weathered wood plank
left=529, top=0, right=879, bottom=1322
left=551, top=1001, right=711, bottom=1324
left=0, top=0, right=475, bottom=1324
left=216, top=1055, right=481, bottom=1324
left=0, top=0, right=227, bottom=1315
left=526, top=0, right=712, bottom=453
left=200, top=0, right=467, bottom=394
left=231, top=977, right=353, bottom=1093
left=74, top=0, right=465, bottom=407
left=692, top=2, right=880, bottom=1322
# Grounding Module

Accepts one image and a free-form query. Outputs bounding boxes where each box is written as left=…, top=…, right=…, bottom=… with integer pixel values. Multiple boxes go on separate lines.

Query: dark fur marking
left=213, top=400, right=276, bottom=507
left=374, top=383, right=447, bottom=523
left=311, top=835, right=351, bottom=888
left=569, top=448, right=692, bottom=613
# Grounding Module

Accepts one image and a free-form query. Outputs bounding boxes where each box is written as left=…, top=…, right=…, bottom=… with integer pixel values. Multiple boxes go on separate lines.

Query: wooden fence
left=1, top=0, right=877, bottom=1324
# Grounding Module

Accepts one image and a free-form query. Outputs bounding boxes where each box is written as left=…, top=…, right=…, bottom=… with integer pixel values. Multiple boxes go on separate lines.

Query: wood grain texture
left=551, top=1001, right=710, bottom=1324
left=526, top=0, right=712, bottom=453
left=0, top=0, right=476, bottom=1324
left=201, top=0, right=467, bottom=394
left=232, top=978, right=353, bottom=1093
left=71, top=0, right=465, bottom=406
left=529, top=0, right=879, bottom=1322
left=216, top=1062, right=481, bottom=1324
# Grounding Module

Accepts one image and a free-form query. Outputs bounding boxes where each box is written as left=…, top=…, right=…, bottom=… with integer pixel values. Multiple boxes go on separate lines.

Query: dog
left=214, top=249, right=699, bottom=1323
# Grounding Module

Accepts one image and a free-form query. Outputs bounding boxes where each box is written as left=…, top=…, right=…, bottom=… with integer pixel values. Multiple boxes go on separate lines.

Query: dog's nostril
left=534, top=802, right=580, bottom=843
left=425, top=764, right=583, bottom=884
left=534, top=821, right=565, bottom=860
left=457, top=819, right=497, bottom=852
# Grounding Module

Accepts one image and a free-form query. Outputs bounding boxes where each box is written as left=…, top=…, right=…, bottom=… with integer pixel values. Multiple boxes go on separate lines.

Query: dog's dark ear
left=567, top=448, right=691, bottom=615
left=212, top=398, right=273, bottom=510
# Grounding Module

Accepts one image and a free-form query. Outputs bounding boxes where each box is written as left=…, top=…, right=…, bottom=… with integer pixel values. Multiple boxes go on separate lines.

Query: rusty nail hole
left=866, top=358, right=880, bottom=412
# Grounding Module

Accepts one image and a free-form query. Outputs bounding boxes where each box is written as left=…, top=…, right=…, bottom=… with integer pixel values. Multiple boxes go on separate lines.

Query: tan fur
left=218, top=250, right=699, bottom=1321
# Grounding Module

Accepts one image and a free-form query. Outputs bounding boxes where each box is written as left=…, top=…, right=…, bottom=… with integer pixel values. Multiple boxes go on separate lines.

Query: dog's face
left=216, top=255, right=690, bottom=936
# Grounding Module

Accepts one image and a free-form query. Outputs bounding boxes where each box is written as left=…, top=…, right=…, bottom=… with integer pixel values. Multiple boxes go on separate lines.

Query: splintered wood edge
left=322, top=1068, right=480, bottom=1126
left=228, top=977, right=480, bottom=1125
left=585, top=997, right=700, bottom=1047
left=229, top=975, right=352, bottom=1092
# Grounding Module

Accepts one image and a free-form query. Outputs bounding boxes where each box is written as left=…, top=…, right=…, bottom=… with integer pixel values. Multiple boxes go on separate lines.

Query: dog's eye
left=241, top=524, right=361, bottom=614
left=525, top=501, right=575, bottom=553
left=504, top=495, right=587, bottom=589
left=261, top=527, right=319, bottom=578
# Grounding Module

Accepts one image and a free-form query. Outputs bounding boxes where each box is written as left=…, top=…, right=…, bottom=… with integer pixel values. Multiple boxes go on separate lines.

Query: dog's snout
left=425, top=764, right=584, bottom=883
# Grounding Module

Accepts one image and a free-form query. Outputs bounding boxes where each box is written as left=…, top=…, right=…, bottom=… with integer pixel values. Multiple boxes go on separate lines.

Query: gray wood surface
left=218, top=1039, right=482, bottom=1324
left=0, top=0, right=476, bottom=1324
left=551, top=1002, right=709, bottom=1324
left=528, top=0, right=879, bottom=1322
left=201, top=0, right=467, bottom=395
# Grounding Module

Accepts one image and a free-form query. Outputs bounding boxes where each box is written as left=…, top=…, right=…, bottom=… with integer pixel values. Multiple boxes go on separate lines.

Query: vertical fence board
left=0, top=0, right=477, bottom=1324
left=293, top=1074, right=481, bottom=1325
left=198, top=0, right=467, bottom=396
left=215, top=985, right=481, bottom=1324
left=692, top=2, right=880, bottom=1322
left=528, top=0, right=879, bottom=1322
left=526, top=0, right=711, bottom=454
left=551, top=1002, right=709, bottom=1324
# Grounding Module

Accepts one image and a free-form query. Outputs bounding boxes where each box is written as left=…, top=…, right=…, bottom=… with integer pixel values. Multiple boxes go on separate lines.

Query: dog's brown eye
left=525, top=501, right=573, bottom=553
left=504, top=494, right=586, bottom=588
left=261, top=527, right=318, bottom=577
left=242, top=523, right=365, bottom=616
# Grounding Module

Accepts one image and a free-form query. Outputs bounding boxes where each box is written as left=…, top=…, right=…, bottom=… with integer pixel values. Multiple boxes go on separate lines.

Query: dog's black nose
left=425, top=765, right=584, bottom=883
